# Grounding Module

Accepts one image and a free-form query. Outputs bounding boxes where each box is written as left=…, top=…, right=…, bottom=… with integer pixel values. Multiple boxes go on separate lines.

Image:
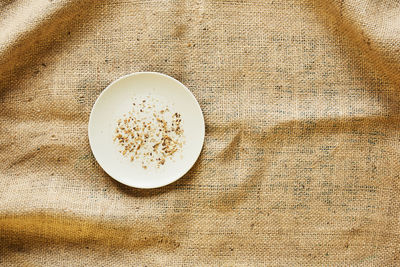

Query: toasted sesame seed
left=113, top=98, right=184, bottom=169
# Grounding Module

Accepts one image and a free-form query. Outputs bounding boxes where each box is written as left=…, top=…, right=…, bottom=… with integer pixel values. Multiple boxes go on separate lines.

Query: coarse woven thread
left=0, top=0, right=400, bottom=265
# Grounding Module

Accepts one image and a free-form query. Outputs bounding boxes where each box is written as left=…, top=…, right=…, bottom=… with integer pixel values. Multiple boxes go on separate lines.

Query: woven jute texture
left=1, top=0, right=400, bottom=265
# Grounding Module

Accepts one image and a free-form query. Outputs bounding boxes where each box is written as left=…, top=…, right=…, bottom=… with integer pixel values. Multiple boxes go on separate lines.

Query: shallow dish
left=88, top=72, right=205, bottom=189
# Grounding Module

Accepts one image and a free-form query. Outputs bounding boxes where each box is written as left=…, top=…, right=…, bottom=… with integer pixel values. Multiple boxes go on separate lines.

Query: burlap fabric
left=1, top=0, right=400, bottom=265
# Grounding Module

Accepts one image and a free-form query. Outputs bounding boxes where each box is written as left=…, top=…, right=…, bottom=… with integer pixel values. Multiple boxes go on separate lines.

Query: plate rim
left=88, top=71, right=205, bottom=189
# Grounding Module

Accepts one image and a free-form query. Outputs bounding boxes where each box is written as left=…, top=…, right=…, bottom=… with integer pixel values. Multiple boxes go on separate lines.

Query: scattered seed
left=113, top=97, right=184, bottom=169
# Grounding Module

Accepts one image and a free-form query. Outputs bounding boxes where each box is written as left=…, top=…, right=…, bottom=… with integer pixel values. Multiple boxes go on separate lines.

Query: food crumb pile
left=113, top=96, right=184, bottom=169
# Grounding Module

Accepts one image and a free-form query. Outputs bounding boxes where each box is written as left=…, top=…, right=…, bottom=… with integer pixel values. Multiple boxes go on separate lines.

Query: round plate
left=88, top=72, right=205, bottom=189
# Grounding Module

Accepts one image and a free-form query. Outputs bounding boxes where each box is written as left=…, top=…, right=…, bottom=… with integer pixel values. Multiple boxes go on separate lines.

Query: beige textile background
left=1, top=0, right=400, bottom=265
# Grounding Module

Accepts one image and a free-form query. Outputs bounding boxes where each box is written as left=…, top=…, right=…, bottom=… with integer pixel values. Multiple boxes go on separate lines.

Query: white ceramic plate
left=88, top=72, right=205, bottom=189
